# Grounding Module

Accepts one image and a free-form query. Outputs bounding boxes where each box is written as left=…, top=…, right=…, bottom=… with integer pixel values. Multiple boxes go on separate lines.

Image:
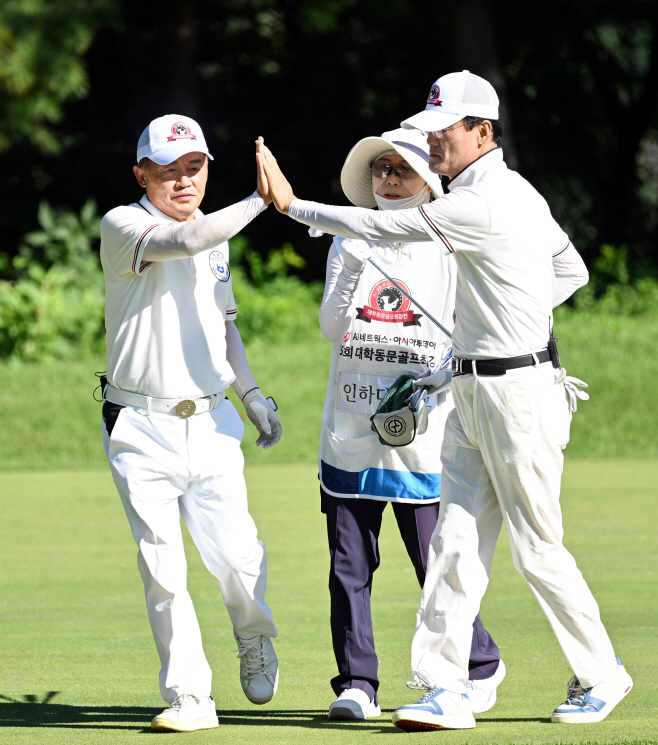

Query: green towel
left=371, top=373, right=416, bottom=446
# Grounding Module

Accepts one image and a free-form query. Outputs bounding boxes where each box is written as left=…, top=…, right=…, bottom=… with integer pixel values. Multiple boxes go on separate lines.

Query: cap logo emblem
left=427, top=84, right=443, bottom=107
left=167, top=121, right=198, bottom=142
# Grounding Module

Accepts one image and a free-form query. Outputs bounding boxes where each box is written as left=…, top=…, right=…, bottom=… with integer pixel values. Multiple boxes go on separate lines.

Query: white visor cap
left=401, top=70, right=499, bottom=133
left=340, top=127, right=443, bottom=208
left=136, top=114, right=214, bottom=165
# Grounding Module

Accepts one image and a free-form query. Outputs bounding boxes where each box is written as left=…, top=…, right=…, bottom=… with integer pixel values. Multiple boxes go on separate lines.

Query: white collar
left=138, top=194, right=203, bottom=222
left=448, top=148, right=505, bottom=190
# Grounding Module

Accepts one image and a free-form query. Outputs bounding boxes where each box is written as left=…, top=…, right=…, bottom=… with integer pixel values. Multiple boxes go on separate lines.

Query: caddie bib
left=320, top=237, right=457, bottom=503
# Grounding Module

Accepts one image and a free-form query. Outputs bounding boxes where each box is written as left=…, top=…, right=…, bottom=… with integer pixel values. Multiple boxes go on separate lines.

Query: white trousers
left=103, top=400, right=277, bottom=704
left=412, top=364, right=617, bottom=692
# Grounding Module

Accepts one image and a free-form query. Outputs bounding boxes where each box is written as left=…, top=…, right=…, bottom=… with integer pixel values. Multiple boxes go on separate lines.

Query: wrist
left=256, top=188, right=272, bottom=206
left=241, top=386, right=261, bottom=402
left=336, top=267, right=361, bottom=293
left=282, top=196, right=297, bottom=215
left=342, top=260, right=365, bottom=275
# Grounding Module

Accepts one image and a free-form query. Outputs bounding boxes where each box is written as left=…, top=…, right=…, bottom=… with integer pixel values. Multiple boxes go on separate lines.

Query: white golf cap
left=340, top=128, right=443, bottom=208
left=136, top=114, right=214, bottom=165
left=401, top=70, right=499, bottom=133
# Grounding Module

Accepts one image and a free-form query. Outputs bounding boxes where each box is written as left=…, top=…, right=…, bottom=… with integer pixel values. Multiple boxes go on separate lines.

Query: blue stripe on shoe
left=397, top=688, right=447, bottom=715
left=321, top=461, right=440, bottom=501
left=554, top=694, right=606, bottom=714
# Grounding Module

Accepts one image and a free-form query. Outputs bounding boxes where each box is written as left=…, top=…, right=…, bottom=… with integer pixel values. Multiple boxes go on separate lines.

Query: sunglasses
left=419, top=120, right=468, bottom=138
left=371, top=161, right=420, bottom=180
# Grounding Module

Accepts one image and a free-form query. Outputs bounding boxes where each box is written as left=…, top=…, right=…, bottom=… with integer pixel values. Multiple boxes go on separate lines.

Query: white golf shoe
left=465, top=659, right=507, bottom=713
left=392, top=688, right=476, bottom=731
left=150, top=692, right=219, bottom=732
left=328, top=688, right=381, bottom=720
left=236, top=634, right=279, bottom=704
left=551, top=657, right=633, bottom=723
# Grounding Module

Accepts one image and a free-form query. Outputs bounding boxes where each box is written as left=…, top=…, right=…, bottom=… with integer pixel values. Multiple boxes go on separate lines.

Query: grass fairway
left=2, top=314, right=658, bottom=471
left=0, top=459, right=656, bottom=744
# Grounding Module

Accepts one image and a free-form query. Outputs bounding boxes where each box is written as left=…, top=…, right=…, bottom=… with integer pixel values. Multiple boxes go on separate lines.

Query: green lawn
left=1, top=313, right=658, bottom=471
left=0, top=335, right=331, bottom=470
left=0, top=459, right=656, bottom=744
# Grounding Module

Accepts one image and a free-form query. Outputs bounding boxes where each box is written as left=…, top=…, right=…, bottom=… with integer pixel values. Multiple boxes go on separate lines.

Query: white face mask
left=374, top=187, right=431, bottom=211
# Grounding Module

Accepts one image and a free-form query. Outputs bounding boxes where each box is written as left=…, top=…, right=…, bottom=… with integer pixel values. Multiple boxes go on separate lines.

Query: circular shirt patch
left=209, top=251, right=230, bottom=282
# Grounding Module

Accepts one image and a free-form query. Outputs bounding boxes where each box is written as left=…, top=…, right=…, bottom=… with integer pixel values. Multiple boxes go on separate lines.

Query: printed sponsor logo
left=167, top=121, right=198, bottom=142
left=427, top=84, right=442, bottom=107
left=356, top=279, right=422, bottom=326
left=209, top=251, right=230, bottom=281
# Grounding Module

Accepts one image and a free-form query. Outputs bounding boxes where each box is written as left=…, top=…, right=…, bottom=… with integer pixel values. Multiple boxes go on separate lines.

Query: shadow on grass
left=0, top=694, right=378, bottom=733
left=0, top=694, right=552, bottom=733
left=0, top=692, right=156, bottom=732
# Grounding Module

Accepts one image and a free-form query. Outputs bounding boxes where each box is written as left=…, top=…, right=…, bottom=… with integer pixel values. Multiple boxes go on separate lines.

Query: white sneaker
left=236, top=634, right=279, bottom=704
left=392, top=688, right=476, bottom=731
left=466, top=660, right=507, bottom=713
left=551, top=657, right=633, bottom=723
left=151, top=692, right=219, bottom=732
left=328, top=688, right=381, bottom=720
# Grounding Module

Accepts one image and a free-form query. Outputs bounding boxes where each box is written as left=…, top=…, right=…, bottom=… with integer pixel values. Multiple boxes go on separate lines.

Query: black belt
left=452, top=349, right=551, bottom=376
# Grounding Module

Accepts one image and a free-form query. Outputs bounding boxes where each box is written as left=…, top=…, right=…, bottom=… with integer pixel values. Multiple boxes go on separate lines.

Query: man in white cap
left=256, top=70, right=632, bottom=730
left=100, top=114, right=282, bottom=732
left=318, top=128, right=504, bottom=721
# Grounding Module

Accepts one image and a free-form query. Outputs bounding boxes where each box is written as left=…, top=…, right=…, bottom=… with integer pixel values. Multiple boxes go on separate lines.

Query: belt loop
left=472, top=360, right=478, bottom=378
left=531, top=352, right=540, bottom=370
left=145, top=396, right=152, bottom=416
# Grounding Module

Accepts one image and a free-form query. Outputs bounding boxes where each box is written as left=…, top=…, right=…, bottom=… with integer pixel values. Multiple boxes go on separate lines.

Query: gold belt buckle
left=176, top=399, right=196, bottom=418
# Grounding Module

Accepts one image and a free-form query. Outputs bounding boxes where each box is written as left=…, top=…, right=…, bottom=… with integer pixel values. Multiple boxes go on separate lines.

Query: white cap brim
left=401, top=109, right=465, bottom=133
left=340, top=130, right=443, bottom=208
left=143, top=142, right=214, bottom=166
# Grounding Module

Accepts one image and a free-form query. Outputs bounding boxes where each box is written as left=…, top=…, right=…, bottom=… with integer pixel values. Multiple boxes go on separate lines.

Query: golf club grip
left=367, top=258, right=453, bottom=339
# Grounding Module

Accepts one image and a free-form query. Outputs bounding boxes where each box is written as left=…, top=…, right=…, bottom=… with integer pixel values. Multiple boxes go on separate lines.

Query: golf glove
left=412, top=368, right=453, bottom=396
left=242, top=389, right=283, bottom=449
left=340, top=239, right=373, bottom=273
left=556, top=368, right=589, bottom=413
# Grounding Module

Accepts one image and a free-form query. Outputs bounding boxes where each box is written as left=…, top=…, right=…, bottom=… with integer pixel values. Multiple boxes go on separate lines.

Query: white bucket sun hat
left=340, top=127, right=443, bottom=208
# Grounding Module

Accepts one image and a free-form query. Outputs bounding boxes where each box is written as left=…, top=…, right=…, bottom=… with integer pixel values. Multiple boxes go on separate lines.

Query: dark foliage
left=1, top=0, right=657, bottom=282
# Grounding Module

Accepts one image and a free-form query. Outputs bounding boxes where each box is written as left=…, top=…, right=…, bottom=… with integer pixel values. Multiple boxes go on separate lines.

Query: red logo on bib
left=427, top=84, right=442, bottom=107
left=356, top=280, right=422, bottom=325
left=167, top=121, right=198, bottom=142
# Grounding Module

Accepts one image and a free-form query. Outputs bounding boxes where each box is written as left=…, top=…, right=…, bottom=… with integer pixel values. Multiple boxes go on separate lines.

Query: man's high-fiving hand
left=255, top=136, right=297, bottom=214
left=255, top=141, right=272, bottom=205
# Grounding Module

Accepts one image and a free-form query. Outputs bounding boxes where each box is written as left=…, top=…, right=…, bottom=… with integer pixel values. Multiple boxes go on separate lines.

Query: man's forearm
left=225, top=321, right=259, bottom=400
left=143, top=193, right=267, bottom=261
left=288, top=200, right=429, bottom=242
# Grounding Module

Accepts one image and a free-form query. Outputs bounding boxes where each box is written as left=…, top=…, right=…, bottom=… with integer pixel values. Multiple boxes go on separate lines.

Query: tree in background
left=0, top=0, right=656, bottom=283
left=0, top=0, right=115, bottom=154
left=499, top=1, right=658, bottom=274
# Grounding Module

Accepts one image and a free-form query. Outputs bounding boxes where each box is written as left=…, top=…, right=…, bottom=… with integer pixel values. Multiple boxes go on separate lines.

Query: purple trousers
left=322, top=489, right=500, bottom=701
